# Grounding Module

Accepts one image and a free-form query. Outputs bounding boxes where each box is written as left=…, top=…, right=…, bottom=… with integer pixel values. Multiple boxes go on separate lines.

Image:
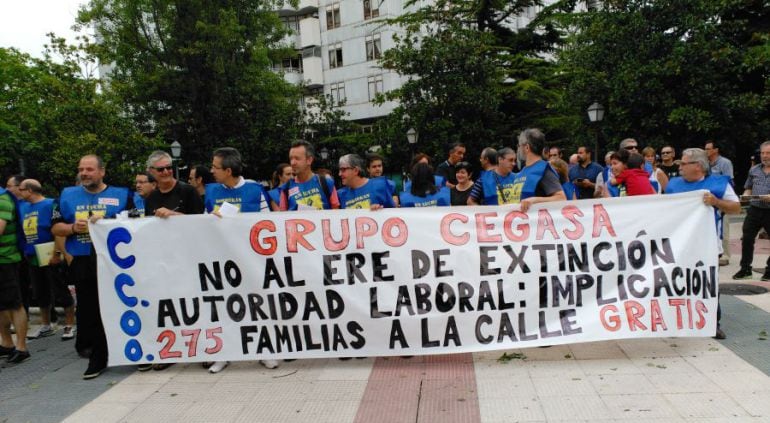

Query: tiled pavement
left=2, top=220, right=770, bottom=422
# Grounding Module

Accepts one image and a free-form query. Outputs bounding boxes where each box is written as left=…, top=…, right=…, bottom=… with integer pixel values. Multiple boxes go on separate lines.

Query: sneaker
left=762, top=270, right=770, bottom=282
left=714, top=327, right=727, bottom=340
left=153, top=363, right=174, bottom=371
left=260, top=359, right=279, bottom=369
left=6, top=349, right=31, bottom=364
left=732, top=267, right=753, bottom=280
left=83, top=362, right=106, bottom=380
left=61, top=326, right=75, bottom=341
left=0, top=345, right=14, bottom=357
left=27, top=325, right=54, bottom=339
left=137, top=363, right=153, bottom=372
left=208, top=361, right=229, bottom=374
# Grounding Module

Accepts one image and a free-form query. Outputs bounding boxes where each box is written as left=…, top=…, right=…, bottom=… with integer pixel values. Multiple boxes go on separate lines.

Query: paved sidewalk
left=3, top=221, right=770, bottom=422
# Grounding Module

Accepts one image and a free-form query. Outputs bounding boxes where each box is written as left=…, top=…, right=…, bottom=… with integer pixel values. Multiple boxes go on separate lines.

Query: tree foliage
left=77, top=0, right=303, bottom=176
left=0, top=42, right=160, bottom=191
left=554, top=0, right=770, bottom=157
left=377, top=0, right=573, bottom=167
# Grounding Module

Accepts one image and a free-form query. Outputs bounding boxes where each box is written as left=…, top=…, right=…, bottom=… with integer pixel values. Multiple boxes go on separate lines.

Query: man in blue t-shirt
left=568, top=146, right=604, bottom=199
left=51, top=154, right=131, bottom=380
left=338, top=154, right=395, bottom=210
left=279, top=140, right=339, bottom=211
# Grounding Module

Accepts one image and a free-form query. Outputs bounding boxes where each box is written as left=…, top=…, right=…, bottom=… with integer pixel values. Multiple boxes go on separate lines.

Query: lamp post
left=587, top=102, right=605, bottom=158
left=406, top=128, right=418, bottom=160
left=170, top=141, right=182, bottom=179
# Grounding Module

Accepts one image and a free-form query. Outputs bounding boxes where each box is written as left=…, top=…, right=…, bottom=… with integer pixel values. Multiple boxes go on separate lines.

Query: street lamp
left=320, top=147, right=329, bottom=161
left=406, top=128, right=418, bottom=160
left=587, top=102, right=605, bottom=159
left=170, top=141, right=182, bottom=179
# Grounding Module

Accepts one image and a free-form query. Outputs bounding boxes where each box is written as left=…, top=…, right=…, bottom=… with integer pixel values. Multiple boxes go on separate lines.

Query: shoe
left=137, top=364, right=153, bottom=372
left=153, top=363, right=174, bottom=371
left=732, top=267, right=753, bottom=280
left=260, top=359, right=279, bottom=369
left=762, top=270, right=770, bottom=282
left=718, top=257, right=729, bottom=266
left=61, top=326, right=75, bottom=341
left=83, top=362, right=106, bottom=380
left=714, top=327, right=727, bottom=340
left=6, top=349, right=31, bottom=364
left=27, top=325, right=54, bottom=339
left=0, top=345, right=14, bottom=357
left=208, top=361, right=229, bottom=373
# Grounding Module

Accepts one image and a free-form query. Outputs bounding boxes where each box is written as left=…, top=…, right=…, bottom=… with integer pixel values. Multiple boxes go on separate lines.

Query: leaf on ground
left=564, top=354, right=573, bottom=359
left=497, top=352, right=526, bottom=362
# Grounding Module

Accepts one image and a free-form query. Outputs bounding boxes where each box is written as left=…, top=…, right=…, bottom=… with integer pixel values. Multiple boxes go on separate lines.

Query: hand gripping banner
left=91, top=191, right=719, bottom=366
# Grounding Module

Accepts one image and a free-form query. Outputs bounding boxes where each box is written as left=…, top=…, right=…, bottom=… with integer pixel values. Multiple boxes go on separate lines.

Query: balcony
left=277, top=0, right=318, bottom=15
left=299, top=17, right=320, bottom=48
left=302, top=56, right=323, bottom=88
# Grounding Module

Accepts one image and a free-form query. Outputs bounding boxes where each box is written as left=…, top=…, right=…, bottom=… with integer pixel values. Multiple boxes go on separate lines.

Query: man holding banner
left=205, top=147, right=277, bottom=374
left=665, top=147, right=740, bottom=339
left=51, top=155, right=131, bottom=379
left=513, top=128, right=566, bottom=211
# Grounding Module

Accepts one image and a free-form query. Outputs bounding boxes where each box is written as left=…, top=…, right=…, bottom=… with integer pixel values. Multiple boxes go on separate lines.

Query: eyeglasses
left=338, top=166, right=352, bottom=172
left=151, top=165, right=174, bottom=172
left=624, top=146, right=638, bottom=150
left=211, top=165, right=223, bottom=170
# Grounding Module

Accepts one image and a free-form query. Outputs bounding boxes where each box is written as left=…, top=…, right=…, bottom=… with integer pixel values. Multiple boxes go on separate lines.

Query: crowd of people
left=1, top=126, right=768, bottom=380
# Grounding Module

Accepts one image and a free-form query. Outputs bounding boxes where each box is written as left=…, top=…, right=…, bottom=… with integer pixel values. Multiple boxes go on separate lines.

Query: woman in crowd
left=642, top=146, right=669, bottom=193
left=268, top=163, right=293, bottom=211
left=450, top=161, right=474, bottom=206
left=549, top=158, right=577, bottom=200
left=400, top=163, right=450, bottom=207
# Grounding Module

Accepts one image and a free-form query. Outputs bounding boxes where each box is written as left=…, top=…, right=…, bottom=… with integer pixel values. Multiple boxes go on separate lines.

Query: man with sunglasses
left=658, top=146, right=680, bottom=180
left=144, top=151, right=204, bottom=218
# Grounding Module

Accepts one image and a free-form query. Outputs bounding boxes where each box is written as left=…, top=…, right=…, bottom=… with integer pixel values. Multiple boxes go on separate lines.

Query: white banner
left=91, top=191, right=719, bottom=366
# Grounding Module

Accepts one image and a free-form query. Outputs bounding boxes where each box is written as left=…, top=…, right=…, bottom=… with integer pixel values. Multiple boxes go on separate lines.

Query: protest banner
left=91, top=191, right=719, bottom=366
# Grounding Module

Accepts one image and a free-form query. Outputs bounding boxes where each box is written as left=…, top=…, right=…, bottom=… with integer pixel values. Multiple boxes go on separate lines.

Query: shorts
left=0, top=263, right=23, bottom=311
left=29, top=264, right=74, bottom=309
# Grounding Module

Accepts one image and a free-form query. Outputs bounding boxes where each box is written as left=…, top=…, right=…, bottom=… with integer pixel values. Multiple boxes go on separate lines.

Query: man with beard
left=51, top=155, right=131, bottom=379
left=568, top=146, right=603, bottom=199
left=512, top=128, right=566, bottom=211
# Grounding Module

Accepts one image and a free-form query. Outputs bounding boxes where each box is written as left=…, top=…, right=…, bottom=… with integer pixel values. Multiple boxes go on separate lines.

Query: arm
left=704, top=185, right=741, bottom=214
left=467, top=179, right=484, bottom=206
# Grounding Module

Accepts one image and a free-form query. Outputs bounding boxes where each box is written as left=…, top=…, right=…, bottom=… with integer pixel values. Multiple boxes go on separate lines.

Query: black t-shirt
left=659, top=163, right=679, bottom=180
left=435, top=160, right=457, bottom=186
left=145, top=181, right=204, bottom=216
left=450, top=186, right=471, bottom=206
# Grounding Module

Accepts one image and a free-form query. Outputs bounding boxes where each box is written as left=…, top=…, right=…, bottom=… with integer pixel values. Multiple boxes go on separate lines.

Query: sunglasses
left=624, top=146, right=638, bottom=150
left=151, top=165, right=174, bottom=172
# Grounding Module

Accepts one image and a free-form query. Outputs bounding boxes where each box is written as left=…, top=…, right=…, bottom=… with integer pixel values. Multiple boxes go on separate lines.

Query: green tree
left=555, top=0, right=770, bottom=158
left=377, top=0, right=572, bottom=167
left=0, top=43, right=160, bottom=190
left=77, top=0, right=303, bottom=177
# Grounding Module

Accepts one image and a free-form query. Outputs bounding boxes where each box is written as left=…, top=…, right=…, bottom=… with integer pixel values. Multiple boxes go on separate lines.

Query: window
left=364, top=0, right=380, bottom=20
left=330, top=82, right=346, bottom=104
left=302, top=46, right=322, bottom=58
left=365, top=34, right=382, bottom=61
left=281, top=56, right=302, bottom=73
left=281, top=16, right=300, bottom=33
left=329, top=43, right=343, bottom=68
left=326, top=3, right=341, bottom=29
left=367, top=75, right=383, bottom=101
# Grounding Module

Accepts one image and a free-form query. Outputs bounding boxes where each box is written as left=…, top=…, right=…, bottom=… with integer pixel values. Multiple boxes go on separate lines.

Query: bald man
left=18, top=179, right=76, bottom=340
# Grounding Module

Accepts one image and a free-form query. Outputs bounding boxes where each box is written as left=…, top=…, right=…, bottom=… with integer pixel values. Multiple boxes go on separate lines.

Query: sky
left=0, top=0, right=90, bottom=59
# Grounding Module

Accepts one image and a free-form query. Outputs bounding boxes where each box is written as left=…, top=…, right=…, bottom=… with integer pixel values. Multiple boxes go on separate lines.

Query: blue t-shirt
left=400, top=187, right=451, bottom=207
left=18, top=198, right=55, bottom=256
left=57, top=186, right=130, bottom=256
left=205, top=181, right=270, bottom=213
left=338, top=178, right=396, bottom=209
left=281, top=175, right=338, bottom=210
left=568, top=162, right=603, bottom=199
